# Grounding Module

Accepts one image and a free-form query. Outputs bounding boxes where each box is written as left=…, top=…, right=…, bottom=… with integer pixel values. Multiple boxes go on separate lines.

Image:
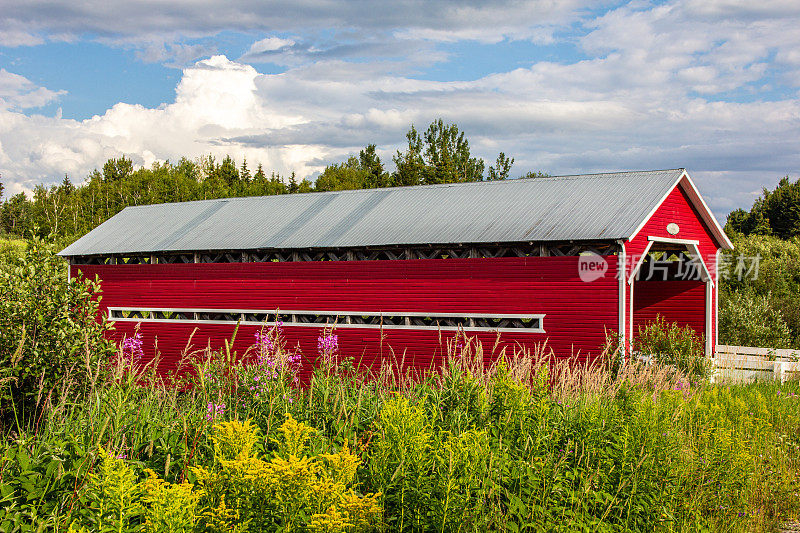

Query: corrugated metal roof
left=59, top=169, right=686, bottom=256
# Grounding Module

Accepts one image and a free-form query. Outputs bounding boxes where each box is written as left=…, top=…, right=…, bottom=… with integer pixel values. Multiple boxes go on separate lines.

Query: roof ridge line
left=121, top=169, right=686, bottom=209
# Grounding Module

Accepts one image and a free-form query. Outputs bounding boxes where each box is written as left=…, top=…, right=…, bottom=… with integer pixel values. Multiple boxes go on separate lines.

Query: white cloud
left=0, top=0, right=598, bottom=68
left=581, top=0, right=800, bottom=94
left=246, top=37, right=295, bottom=55
left=0, top=28, right=44, bottom=47
left=0, top=69, right=65, bottom=110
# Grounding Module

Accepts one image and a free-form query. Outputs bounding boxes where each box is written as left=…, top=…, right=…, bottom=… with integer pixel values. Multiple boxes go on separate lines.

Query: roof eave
left=626, top=169, right=733, bottom=250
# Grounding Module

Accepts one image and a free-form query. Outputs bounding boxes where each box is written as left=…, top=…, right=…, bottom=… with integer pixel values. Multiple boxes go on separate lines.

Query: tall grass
left=1, top=326, right=798, bottom=532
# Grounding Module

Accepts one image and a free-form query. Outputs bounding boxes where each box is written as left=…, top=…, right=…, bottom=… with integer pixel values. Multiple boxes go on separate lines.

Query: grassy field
left=0, top=238, right=27, bottom=254
left=0, top=331, right=798, bottom=532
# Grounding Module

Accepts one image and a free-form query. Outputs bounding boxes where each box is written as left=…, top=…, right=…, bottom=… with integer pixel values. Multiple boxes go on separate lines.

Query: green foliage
left=0, top=434, right=93, bottom=530
left=0, top=236, right=798, bottom=531
left=140, top=470, right=199, bottom=533
left=368, top=396, right=435, bottom=530
left=1, top=193, right=31, bottom=236
left=759, top=177, right=798, bottom=239
left=315, top=146, right=392, bottom=193
left=719, top=177, right=800, bottom=350
left=315, top=158, right=372, bottom=192
left=103, top=156, right=134, bottom=183
left=393, top=118, right=519, bottom=186
left=487, top=152, right=514, bottom=181
left=720, top=233, right=800, bottom=347
left=724, top=176, right=800, bottom=239
left=0, top=237, right=115, bottom=420
left=358, top=145, right=391, bottom=189
left=1, top=344, right=799, bottom=532
left=192, top=416, right=381, bottom=532
left=719, top=289, right=792, bottom=348
left=635, top=316, right=710, bottom=378
left=68, top=447, right=200, bottom=533
left=0, top=156, right=295, bottom=240
left=79, top=448, right=142, bottom=532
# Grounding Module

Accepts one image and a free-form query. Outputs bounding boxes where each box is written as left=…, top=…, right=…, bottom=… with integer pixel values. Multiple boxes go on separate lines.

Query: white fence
left=713, top=345, right=800, bottom=383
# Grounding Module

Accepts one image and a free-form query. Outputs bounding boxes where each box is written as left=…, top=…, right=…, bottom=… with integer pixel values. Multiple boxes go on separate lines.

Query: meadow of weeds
left=0, top=242, right=799, bottom=532
left=0, top=324, right=798, bottom=532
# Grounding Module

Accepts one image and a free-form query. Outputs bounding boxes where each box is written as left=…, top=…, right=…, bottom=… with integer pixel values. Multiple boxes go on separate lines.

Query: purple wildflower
left=120, top=332, right=144, bottom=364
left=255, top=330, right=276, bottom=362
left=317, top=332, right=339, bottom=356
left=251, top=326, right=301, bottom=379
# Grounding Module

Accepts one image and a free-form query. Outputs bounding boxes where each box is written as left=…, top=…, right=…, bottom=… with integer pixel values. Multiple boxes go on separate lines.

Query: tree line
left=0, top=119, right=540, bottom=241
left=725, top=176, right=800, bottom=239
left=720, top=175, right=800, bottom=349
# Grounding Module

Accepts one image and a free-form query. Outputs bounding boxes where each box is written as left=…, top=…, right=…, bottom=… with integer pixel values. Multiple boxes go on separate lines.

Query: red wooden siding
left=74, top=255, right=619, bottom=375
left=626, top=182, right=721, bottom=274
left=633, top=280, right=706, bottom=340
left=625, top=179, right=720, bottom=351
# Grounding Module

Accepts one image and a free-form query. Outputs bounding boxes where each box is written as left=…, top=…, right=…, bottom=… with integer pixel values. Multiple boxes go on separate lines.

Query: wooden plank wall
left=73, top=255, right=620, bottom=376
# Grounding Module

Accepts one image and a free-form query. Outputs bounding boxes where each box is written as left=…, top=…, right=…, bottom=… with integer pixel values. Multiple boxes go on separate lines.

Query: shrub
left=719, top=289, right=793, bottom=348
left=635, top=316, right=710, bottom=378
left=368, top=396, right=433, bottom=531
left=0, top=236, right=115, bottom=422
left=720, top=234, right=800, bottom=347
left=192, top=416, right=381, bottom=532
left=65, top=416, right=381, bottom=532
left=77, top=448, right=142, bottom=532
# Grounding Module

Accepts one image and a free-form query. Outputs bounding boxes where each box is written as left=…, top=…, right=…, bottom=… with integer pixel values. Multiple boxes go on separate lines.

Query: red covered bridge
left=60, top=169, right=732, bottom=373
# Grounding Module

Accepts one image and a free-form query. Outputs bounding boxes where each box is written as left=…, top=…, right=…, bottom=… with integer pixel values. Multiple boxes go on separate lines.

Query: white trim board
left=644, top=236, right=713, bottom=285
left=107, top=307, right=547, bottom=334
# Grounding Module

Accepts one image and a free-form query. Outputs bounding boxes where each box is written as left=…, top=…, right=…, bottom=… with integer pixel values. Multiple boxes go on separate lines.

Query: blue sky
left=1, top=0, right=799, bottom=219
left=2, top=30, right=598, bottom=121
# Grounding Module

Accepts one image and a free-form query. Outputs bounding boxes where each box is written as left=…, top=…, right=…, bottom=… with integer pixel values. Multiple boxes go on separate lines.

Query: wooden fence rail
left=713, top=345, right=800, bottom=383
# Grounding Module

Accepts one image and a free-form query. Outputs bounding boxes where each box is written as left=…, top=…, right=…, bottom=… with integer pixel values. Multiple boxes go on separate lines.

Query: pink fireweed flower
left=255, top=330, right=276, bottom=360
left=317, top=332, right=339, bottom=356
left=120, top=332, right=144, bottom=364
left=317, top=328, right=339, bottom=368
left=206, top=401, right=226, bottom=421
left=252, top=326, right=301, bottom=378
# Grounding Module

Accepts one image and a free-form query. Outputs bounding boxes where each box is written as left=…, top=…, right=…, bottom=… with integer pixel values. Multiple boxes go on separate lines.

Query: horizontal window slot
left=107, top=307, right=545, bottom=333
